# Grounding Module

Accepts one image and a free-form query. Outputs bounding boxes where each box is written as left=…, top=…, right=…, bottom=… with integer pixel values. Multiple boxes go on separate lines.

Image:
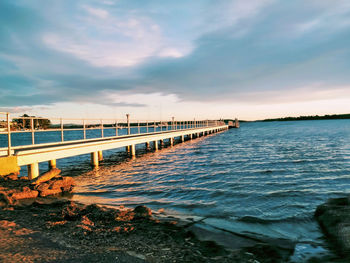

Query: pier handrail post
left=138, top=120, right=140, bottom=134
left=31, top=117, right=35, bottom=144
left=60, top=118, right=64, bottom=142
left=101, top=119, right=104, bottom=138
left=126, top=114, right=130, bottom=135
left=115, top=120, right=118, bottom=136
left=83, top=119, right=86, bottom=139
left=172, top=117, right=174, bottom=130
left=207, top=120, right=209, bottom=127
left=154, top=121, right=156, bottom=133
left=146, top=121, right=149, bottom=133
left=6, top=112, right=11, bottom=156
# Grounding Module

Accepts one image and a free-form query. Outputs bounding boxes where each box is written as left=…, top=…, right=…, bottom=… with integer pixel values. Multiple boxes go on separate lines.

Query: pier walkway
left=0, top=113, right=228, bottom=179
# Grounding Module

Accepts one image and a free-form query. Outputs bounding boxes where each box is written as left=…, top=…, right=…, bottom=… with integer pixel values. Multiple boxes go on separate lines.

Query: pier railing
left=0, top=112, right=224, bottom=156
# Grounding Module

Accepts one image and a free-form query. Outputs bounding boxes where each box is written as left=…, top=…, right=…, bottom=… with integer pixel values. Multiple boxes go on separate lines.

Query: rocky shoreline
left=0, top=170, right=349, bottom=262
left=0, top=170, right=297, bottom=262
left=315, top=196, right=350, bottom=261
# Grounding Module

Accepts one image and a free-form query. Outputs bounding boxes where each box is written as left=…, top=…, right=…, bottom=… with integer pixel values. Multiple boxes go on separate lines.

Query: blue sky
left=1, top=0, right=349, bottom=120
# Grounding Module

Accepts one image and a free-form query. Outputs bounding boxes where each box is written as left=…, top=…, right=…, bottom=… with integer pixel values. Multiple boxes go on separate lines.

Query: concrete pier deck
left=0, top=122, right=228, bottom=179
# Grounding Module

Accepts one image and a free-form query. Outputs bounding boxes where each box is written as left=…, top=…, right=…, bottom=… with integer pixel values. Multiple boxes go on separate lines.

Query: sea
left=2, top=119, right=350, bottom=261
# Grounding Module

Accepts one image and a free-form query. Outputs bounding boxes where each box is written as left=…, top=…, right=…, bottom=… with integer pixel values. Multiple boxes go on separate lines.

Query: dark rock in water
left=133, top=205, right=152, bottom=219
left=315, top=196, right=350, bottom=257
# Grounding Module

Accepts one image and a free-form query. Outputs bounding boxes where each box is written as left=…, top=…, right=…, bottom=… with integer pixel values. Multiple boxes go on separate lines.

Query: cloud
left=0, top=0, right=350, bottom=116
left=82, top=5, right=109, bottom=19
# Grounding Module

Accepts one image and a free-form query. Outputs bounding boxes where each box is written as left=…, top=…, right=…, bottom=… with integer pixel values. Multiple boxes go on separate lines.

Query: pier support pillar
left=160, top=140, right=164, bottom=147
left=91, top=152, right=99, bottom=168
left=126, top=146, right=130, bottom=152
left=170, top=138, right=174, bottom=146
left=98, top=150, right=103, bottom=161
left=27, top=162, right=39, bottom=180
left=154, top=140, right=158, bottom=151
left=130, top=144, right=136, bottom=157
left=190, top=134, right=193, bottom=139
left=48, top=159, right=56, bottom=169
left=181, top=135, right=185, bottom=142
left=146, top=142, right=150, bottom=149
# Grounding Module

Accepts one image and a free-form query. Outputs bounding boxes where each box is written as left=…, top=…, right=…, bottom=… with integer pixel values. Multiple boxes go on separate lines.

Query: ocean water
left=2, top=120, right=350, bottom=260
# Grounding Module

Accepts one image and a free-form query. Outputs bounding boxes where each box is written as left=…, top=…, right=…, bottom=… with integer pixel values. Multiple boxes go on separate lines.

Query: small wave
left=266, top=190, right=311, bottom=198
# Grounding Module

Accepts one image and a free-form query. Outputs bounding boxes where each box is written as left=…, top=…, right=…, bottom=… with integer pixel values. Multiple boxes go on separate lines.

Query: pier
left=0, top=113, right=228, bottom=179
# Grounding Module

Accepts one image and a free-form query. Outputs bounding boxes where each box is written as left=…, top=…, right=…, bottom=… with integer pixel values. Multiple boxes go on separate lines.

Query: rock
left=5, top=173, right=18, bottom=181
left=315, top=196, right=350, bottom=256
left=11, top=189, right=39, bottom=200
left=243, top=244, right=287, bottom=263
left=22, top=186, right=31, bottom=192
left=0, top=191, right=13, bottom=207
left=34, top=183, right=50, bottom=192
left=61, top=177, right=75, bottom=192
left=133, top=205, right=152, bottom=219
left=49, top=177, right=75, bottom=192
left=39, top=188, right=62, bottom=197
left=49, top=179, right=64, bottom=190
left=32, top=168, right=61, bottom=185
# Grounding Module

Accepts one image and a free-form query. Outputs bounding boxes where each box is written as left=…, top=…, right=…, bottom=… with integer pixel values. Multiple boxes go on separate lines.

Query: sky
left=0, top=0, right=349, bottom=121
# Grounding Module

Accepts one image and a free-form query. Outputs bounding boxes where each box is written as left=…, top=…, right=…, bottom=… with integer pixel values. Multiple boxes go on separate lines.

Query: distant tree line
left=12, top=114, right=52, bottom=129
left=261, top=113, right=350, bottom=122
